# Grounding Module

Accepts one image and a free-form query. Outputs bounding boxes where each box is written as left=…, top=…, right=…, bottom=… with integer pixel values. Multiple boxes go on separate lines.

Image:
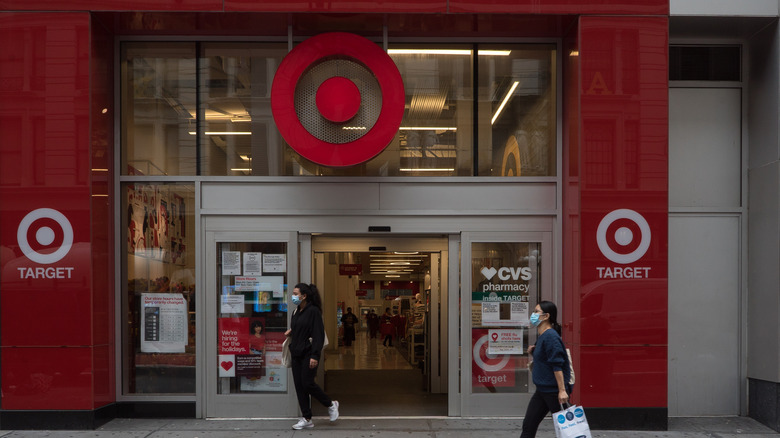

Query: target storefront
left=0, top=0, right=705, bottom=431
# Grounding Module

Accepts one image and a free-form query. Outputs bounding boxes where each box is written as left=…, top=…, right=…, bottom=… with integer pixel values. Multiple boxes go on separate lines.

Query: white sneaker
left=328, top=400, right=340, bottom=422
left=292, top=418, right=313, bottom=430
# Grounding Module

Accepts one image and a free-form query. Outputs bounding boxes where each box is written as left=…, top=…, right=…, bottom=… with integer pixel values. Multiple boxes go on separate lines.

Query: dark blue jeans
left=290, top=355, right=332, bottom=420
left=520, top=389, right=572, bottom=438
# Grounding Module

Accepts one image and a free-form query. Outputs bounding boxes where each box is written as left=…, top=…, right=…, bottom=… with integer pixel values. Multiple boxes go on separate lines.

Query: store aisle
left=325, top=329, right=414, bottom=371
left=316, top=329, right=446, bottom=416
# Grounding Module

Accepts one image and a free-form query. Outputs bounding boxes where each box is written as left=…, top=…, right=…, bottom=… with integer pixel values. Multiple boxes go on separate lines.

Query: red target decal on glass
left=271, top=32, right=405, bottom=167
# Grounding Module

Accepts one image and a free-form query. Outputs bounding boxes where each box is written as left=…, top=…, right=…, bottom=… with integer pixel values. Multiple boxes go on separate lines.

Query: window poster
left=218, top=317, right=250, bottom=355
left=472, top=328, right=516, bottom=389
left=243, top=252, right=262, bottom=275
left=140, top=293, right=188, bottom=353
left=127, top=185, right=186, bottom=264
left=472, top=291, right=529, bottom=327
left=235, top=276, right=261, bottom=292
left=487, top=329, right=524, bottom=355
left=240, top=331, right=287, bottom=392
left=221, top=294, right=245, bottom=314
left=219, top=354, right=236, bottom=377
left=222, top=251, right=241, bottom=275
left=262, top=253, right=286, bottom=273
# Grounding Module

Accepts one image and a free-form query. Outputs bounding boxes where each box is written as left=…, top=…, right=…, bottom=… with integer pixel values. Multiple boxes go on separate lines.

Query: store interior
left=312, top=249, right=448, bottom=417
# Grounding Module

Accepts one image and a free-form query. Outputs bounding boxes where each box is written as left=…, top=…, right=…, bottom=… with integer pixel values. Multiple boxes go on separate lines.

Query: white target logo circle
left=596, top=209, right=651, bottom=264
left=472, top=334, right=510, bottom=372
left=17, top=208, right=74, bottom=264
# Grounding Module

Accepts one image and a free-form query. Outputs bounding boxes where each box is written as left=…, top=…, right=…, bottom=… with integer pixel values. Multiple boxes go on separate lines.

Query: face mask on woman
left=292, top=295, right=302, bottom=305
left=530, top=312, right=543, bottom=327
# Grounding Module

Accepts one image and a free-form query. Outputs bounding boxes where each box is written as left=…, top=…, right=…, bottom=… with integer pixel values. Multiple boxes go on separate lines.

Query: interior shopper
left=341, top=307, right=359, bottom=346
left=519, top=301, right=572, bottom=438
left=381, top=307, right=394, bottom=346
left=285, top=283, right=340, bottom=430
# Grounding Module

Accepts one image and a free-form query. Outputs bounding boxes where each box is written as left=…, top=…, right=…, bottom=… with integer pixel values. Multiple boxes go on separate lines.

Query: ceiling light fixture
left=491, top=81, right=520, bottom=125
left=399, top=127, right=457, bottom=131
left=388, top=49, right=511, bottom=56
left=189, top=131, right=253, bottom=136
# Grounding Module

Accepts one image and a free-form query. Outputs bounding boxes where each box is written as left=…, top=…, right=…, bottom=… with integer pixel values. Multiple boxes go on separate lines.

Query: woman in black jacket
left=284, top=283, right=339, bottom=429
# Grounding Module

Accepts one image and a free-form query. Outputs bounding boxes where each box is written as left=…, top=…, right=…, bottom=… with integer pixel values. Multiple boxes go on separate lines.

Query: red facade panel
left=579, top=346, right=667, bottom=407
left=449, top=0, right=668, bottom=15
left=0, top=12, right=106, bottom=410
left=0, top=0, right=222, bottom=11
left=575, top=16, right=669, bottom=408
left=90, top=14, right=117, bottom=406
left=0, top=347, right=95, bottom=410
left=225, top=0, right=447, bottom=13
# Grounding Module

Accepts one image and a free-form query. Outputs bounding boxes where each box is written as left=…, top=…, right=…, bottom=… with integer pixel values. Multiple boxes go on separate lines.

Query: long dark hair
left=295, top=283, right=323, bottom=310
left=539, top=300, right=562, bottom=335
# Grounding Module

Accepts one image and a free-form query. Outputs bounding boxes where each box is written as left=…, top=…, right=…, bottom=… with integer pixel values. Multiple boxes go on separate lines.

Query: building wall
left=0, top=0, right=687, bottom=430
left=748, top=19, right=780, bottom=431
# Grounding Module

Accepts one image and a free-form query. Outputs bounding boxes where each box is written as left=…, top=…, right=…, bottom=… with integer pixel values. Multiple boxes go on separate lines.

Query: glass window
left=217, top=242, right=289, bottom=394
left=286, top=44, right=474, bottom=176
left=122, top=183, right=196, bottom=394
left=200, top=43, right=288, bottom=176
left=121, top=42, right=555, bottom=177
left=477, top=45, right=557, bottom=176
left=470, top=242, right=540, bottom=394
left=122, top=43, right=197, bottom=176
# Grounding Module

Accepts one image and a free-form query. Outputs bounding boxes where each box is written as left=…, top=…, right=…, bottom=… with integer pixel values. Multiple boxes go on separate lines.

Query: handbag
left=281, top=337, right=292, bottom=368
left=553, top=404, right=592, bottom=438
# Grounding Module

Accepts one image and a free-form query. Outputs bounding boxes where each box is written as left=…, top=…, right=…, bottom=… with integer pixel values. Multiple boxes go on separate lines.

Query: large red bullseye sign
left=271, top=32, right=405, bottom=167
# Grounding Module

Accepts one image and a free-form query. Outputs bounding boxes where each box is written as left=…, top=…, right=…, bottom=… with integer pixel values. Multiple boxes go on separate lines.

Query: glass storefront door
left=205, top=231, right=299, bottom=417
left=459, top=232, right=553, bottom=416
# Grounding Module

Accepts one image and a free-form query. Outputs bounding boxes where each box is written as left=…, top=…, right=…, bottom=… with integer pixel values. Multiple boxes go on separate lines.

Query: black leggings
left=290, top=355, right=332, bottom=419
left=520, top=389, right=571, bottom=438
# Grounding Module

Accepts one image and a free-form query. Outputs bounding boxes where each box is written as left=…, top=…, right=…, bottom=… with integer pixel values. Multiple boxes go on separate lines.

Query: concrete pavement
left=0, top=416, right=778, bottom=437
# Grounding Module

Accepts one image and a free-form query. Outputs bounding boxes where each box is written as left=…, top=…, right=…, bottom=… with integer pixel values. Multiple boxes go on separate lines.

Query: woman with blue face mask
left=520, top=300, right=572, bottom=438
left=284, top=283, right=339, bottom=430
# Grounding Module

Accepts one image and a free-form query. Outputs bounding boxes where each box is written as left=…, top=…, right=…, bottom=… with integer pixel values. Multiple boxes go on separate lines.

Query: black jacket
left=289, top=303, right=325, bottom=361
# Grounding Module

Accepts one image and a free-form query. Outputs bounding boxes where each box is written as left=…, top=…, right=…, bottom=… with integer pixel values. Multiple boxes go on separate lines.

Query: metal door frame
left=203, top=229, right=299, bottom=418
left=458, top=231, right=553, bottom=417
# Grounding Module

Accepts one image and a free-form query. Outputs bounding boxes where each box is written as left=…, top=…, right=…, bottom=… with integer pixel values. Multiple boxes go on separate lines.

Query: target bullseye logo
left=316, top=77, right=361, bottom=123
left=17, top=208, right=74, bottom=264
left=596, top=209, right=651, bottom=264
left=271, top=32, right=405, bottom=167
left=473, top=334, right=510, bottom=372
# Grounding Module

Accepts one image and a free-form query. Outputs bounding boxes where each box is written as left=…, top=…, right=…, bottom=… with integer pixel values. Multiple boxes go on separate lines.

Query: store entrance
left=308, top=236, right=449, bottom=416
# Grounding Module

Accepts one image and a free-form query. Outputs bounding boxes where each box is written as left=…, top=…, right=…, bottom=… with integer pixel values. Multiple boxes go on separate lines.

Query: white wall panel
left=668, top=215, right=741, bottom=415
left=669, top=88, right=742, bottom=209
left=671, top=0, right=778, bottom=17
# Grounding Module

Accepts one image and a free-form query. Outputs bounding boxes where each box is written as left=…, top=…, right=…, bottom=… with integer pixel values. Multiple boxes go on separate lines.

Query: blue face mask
left=530, top=312, right=541, bottom=327
left=291, top=295, right=302, bottom=305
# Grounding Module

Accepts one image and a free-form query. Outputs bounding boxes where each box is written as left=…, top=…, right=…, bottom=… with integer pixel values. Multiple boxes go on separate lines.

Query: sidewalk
left=1, top=416, right=779, bottom=438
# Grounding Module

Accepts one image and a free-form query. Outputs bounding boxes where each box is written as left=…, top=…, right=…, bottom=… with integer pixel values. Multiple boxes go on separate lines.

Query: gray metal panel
left=379, top=182, right=556, bottom=213
left=668, top=215, right=741, bottom=416
left=201, top=181, right=557, bottom=216
left=671, top=0, right=778, bottom=17
left=748, top=21, right=780, bottom=170
left=747, top=162, right=780, bottom=382
left=202, top=182, right=380, bottom=212
left=669, top=88, right=742, bottom=209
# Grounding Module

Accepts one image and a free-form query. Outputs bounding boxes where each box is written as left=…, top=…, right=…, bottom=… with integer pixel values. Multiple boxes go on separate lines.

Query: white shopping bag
left=553, top=404, right=592, bottom=438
